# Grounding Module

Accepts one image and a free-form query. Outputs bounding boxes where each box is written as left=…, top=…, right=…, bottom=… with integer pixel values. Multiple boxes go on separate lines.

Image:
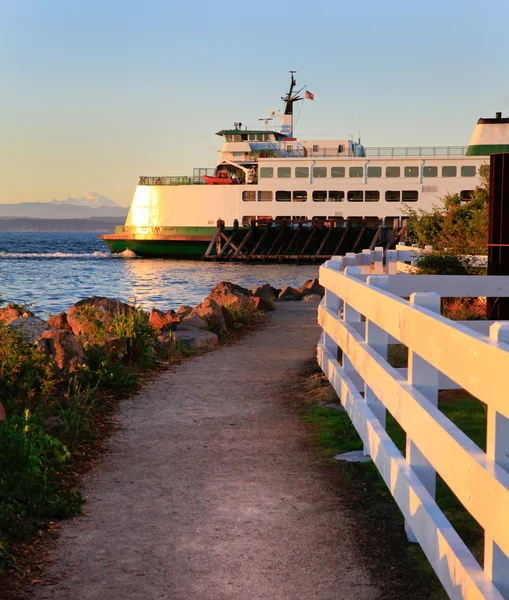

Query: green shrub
left=224, top=301, right=263, bottom=326
left=415, top=253, right=469, bottom=275
left=79, top=347, right=138, bottom=396
left=112, top=302, right=156, bottom=366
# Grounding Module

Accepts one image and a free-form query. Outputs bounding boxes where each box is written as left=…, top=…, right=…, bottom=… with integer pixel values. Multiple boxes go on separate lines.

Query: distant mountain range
left=0, top=193, right=129, bottom=219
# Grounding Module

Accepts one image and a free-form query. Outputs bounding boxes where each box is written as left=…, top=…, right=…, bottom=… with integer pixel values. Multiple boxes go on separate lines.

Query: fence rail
left=317, top=247, right=509, bottom=599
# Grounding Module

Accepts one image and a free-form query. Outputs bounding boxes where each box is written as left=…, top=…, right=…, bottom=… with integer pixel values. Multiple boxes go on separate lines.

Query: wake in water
left=0, top=250, right=138, bottom=259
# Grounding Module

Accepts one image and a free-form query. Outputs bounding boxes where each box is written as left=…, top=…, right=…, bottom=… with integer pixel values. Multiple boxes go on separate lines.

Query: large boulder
left=278, top=286, right=303, bottom=302
left=252, top=296, right=276, bottom=312
left=67, top=296, right=131, bottom=339
left=207, top=281, right=255, bottom=310
left=176, top=305, right=193, bottom=318
left=298, top=278, right=325, bottom=298
left=48, top=312, right=72, bottom=331
left=36, top=330, right=86, bottom=376
left=149, top=308, right=179, bottom=332
left=9, top=315, right=51, bottom=342
left=177, top=313, right=207, bottom=331
left=191, top=297, right=229, bottom=336
left=175, top=329, right=219, bottom=350
left=251, top=283, right=277, bottom=301
left=0, top=304, right=27, bottom=326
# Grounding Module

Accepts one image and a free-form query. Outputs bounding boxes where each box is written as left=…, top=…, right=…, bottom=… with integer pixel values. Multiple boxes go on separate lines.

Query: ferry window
left=313, top=166, right=327, bottom=178
left=367, top=166, right=381, bottom=177
left=242, top=216, right=255, bottom=226
left=242, top=191, right=256, bottom=202
left=241, top=134, right=248, bottom=141
left=337, top=145, right=344, bottom=153
left=347, top=191, right=363, bottom=202
left=277, top=167, right=291, bottom=178
left=295, top=167, right=309, bottom=178
left=331, top=167, right=345, bottom=177
left=329, top=191, right=345, bottom=202
left=365, top=191, right=380, bottom=202
left=313, top=191, right=327, bottom=202
left=460, top=190, right=473, bottom=201
left=349, top=166, right=363, bottom=178
left=233, top=135, right=242, bottom=142
left=293, top=191, right=307, bottom=202
left=258, top=191, right=273, bottom=202
left=232, top=152, right=244, bottom=157
left=402, top=190, right=419, bottom=202
left=405, top=166, right=419, bottom=177
left=275, top=190, right=291, bottom=202
left=275, top=216, right=291, bottom=222
left=385, top=190, right=401, bottom=202
left=423, top=166, right=438, bottom=177
left=461, top=166, right=476, bottom=177
left=442, top=166, right=457, bottom=177
left=386, top=166, right=401, bottom=178
left=225, top=135, right=233, bottom=141
left=312, top=145, right=320, bottom=152
left=286, top=145, right=293, bottom=153
left=260, top=167, right=273, bottom=178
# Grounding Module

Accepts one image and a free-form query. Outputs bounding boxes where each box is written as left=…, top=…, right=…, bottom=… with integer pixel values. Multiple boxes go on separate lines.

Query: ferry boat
left=100, top=73, right=509, bottom=258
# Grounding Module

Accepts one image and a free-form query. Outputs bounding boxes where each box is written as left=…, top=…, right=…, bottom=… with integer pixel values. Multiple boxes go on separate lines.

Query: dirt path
left=32, top=302, right=380, bottom=600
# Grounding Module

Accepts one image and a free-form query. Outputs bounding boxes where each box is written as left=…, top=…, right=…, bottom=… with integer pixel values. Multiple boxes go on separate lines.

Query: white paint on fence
left=317, top=249, right=509, bottom=600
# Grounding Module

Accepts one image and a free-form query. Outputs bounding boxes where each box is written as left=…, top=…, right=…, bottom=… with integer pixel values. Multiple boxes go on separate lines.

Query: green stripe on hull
left=103, top=239, right=214, bottom=258
left=114, top=225, right=218, bottom=236
left=466, top=144, right=509, bottom=156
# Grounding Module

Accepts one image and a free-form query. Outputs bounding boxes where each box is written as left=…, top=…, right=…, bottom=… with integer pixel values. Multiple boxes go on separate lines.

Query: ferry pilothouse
left=100, top=73, right=509, bottom=258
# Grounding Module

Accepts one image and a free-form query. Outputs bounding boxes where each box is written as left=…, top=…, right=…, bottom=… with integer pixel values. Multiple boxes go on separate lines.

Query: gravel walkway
left=33, top=302, right=380, bottom=600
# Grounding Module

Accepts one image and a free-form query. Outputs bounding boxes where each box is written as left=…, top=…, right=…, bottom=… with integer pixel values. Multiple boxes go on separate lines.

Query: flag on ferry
left=305, top=90, right=315, bottom=100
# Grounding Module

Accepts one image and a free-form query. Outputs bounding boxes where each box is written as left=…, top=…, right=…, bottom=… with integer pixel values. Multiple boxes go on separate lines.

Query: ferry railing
left=138, top=176, right=209, bottom=186
left=364, top=146, right=469, bottom=157
left=318, top=248, right=509, bottom=599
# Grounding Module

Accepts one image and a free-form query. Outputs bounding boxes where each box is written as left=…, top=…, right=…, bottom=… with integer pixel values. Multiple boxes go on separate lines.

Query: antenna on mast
left=259, top=117, right=273, bottom=131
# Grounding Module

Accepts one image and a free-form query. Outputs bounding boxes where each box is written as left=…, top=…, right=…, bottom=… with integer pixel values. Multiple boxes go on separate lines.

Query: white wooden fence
left=317, top=247, right=509, bottom=600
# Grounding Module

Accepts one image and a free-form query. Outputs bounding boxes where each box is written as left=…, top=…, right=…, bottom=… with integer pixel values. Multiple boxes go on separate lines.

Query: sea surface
left=0, top=232, right=319, bottom=316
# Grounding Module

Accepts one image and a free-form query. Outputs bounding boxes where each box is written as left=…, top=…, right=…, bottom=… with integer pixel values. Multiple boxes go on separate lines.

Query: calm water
left=0, top=232, right=319, bottom=316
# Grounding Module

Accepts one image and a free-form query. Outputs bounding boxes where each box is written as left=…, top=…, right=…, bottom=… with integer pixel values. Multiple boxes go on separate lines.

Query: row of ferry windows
left=243, top=190, right=422, bottom=202
left=259, top=165, right=477, bottom=179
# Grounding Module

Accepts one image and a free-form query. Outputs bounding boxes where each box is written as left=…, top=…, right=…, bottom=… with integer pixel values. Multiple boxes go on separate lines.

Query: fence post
left=322, top=257, right=343, bottom=358
left=344, top=252, right=357, bottom=268
left=405, top=292, right=440, bottom=543
left=373, top=246, right=384, bottom=274
left=485, top=322, right=509, bottom=596
left=342, top=266, right=362, bottom=374
left=363, top=276, right=389, bottom=455
left=386, top=249, right=397, bottom=274
left=360, top=249, right=372, bottom=274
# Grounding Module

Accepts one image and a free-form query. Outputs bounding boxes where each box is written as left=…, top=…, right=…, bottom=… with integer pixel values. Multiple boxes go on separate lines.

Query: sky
left=1, top=0, right=509, bottom=207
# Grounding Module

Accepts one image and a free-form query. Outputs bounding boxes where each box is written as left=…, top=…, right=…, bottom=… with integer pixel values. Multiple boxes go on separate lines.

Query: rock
left=252, top=296, right=276, bottom=312
left=298, top=278, right=325, bottom=298
left=302, top=294, right=322, bottom=303
left=207, top=281, right=255, bottom=310
left=104, top=336, right=128, bottom=362
left=36, top=330, right=86, bottom=376
left=176, top=305, right=193, bottom=317
left=177, top=313, right=207, bottom=330
left=191, top=298, right=229, bottom=336
left=278, top=286, right=303, bottom=301
left=175, top=329, right=219, bottom=350
left=9, top=315, right=51, bottom=342
left=0, top=304, right=29, bottom=326
left=44, top=416, right=67, bottom=438
left=149, top=308, right=179, bottom=331
left=48, top=312, right=72, bottom=331
left=251, top=283, right=276, bottom=301
left=67, top=296, right=131, bottom=338
left=0, top=402, right=5, bottom=422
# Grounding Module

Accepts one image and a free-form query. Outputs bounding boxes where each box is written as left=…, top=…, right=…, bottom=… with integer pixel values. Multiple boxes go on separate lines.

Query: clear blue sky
left=1, top=0, right=508, bottom=206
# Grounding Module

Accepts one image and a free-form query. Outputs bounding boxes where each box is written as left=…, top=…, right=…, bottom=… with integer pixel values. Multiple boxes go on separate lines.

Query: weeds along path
left=32, top=302, right=380, bottom=600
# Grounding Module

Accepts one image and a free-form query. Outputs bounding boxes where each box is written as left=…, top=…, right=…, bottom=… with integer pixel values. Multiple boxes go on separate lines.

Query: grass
left=299, top=362, right=488, bottom=598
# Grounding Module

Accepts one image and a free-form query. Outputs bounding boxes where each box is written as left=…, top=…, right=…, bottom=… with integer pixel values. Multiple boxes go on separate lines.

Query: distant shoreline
left=0, top=217, right=123, bottom=233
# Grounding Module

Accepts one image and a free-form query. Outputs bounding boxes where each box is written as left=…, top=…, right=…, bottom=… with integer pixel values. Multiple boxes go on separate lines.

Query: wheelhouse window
left=312, top=145, right=319, bottom=152
left=329, top=191, right=344, bottom=202
left=347, top=191, right=363, bottom=202
left=331, top=166, right=345, bottom=177
left=423, top=166, right=438, bottom=177
left=442, top=166, right=457, bottom=177
left=405, top=166, right=419, bottom=177
left=293, top=191, right=307, bottom=202
left=295, top=167, right=309, bottom=178
left=242, top=191, right=256, bottom=202
left=385, top=190, right=401, bottom=202
left=286, top=145, right=293, bottom=153
left=242, top=216, right=255, bottom=226
left=349, top=166, right=363, bottom=178
left=367, top=166, right=381, bottom=177
left=312, top=191, right=327, bottom=202
left=313, top=166, right=327, bottom=178
left=365, top=191, right=380, bottom=202
left=260, top=167, right=273, bottom=178
left=386, top=166, right=401, bottom=178
left=258, top=191, right=273, bottom=201
left=275, top=191, right=291, bottom=202
left=461, top=166, right=476, bottom=177
left=402, top=190, right=419, bottom=202
left=277, top=167, right=291, bottom=178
